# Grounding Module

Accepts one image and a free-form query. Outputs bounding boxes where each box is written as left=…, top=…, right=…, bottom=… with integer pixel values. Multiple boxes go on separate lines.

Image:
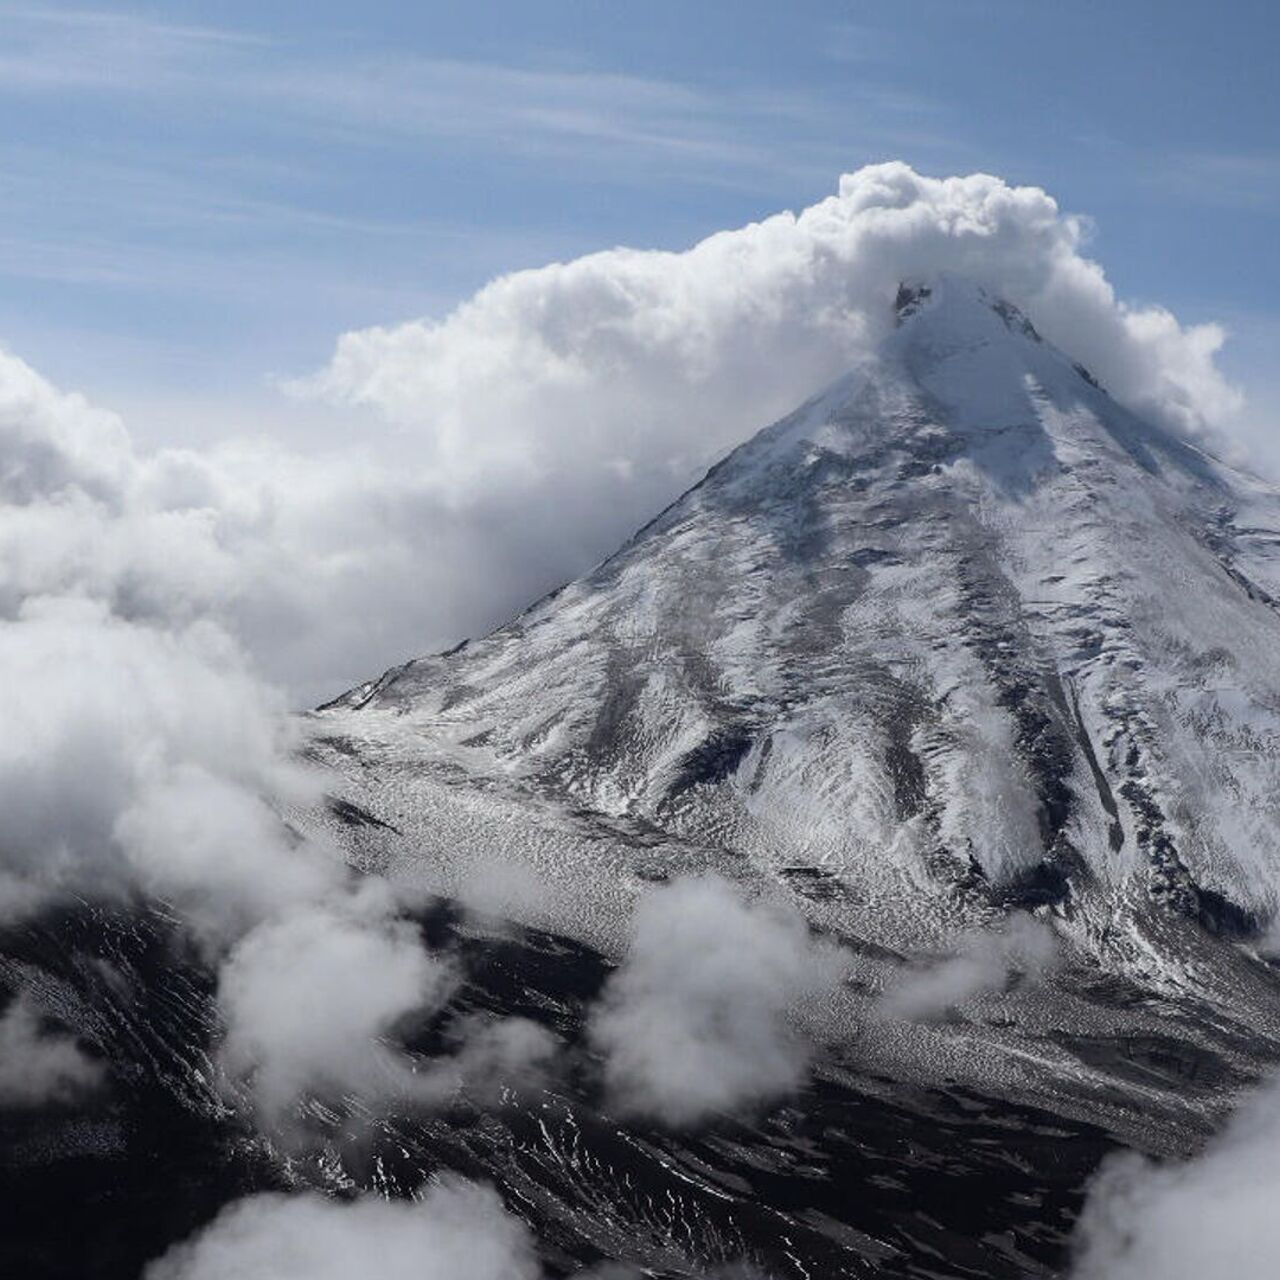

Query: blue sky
left=3, top=0, right=1278, bottom=442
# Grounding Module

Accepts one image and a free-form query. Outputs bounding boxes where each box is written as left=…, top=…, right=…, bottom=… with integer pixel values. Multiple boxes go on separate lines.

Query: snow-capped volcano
left=13, top=275, right=1280, bottom=1280
left=297, top=278, right=1280, bottom=1273
left=316, top=274, right=1280, bottom=977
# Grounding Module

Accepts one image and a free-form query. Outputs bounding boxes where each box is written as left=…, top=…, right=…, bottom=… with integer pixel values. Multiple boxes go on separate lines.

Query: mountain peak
left=892, top=273, right=1042, bottom=343
left=892, top=279, right=934, bottom=324
left=851, top=272, right=1118, bottom=448
left=742, top=273, right=1103, bottom=482
left=316, top=263, right=1280, bottom=987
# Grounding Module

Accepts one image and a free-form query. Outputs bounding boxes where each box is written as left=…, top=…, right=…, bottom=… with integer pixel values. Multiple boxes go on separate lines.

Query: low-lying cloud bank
left=146, top=1175, right=768, bottom=1280
left=0, top=593, right=319, bottom=931
left=590, top=875, right=845, bottom=1125
left=0, top=592, right=548, bottom=1133
left=0, top=580, right=532, bottom=1137
left=0, top=360, right=549, bottom=1137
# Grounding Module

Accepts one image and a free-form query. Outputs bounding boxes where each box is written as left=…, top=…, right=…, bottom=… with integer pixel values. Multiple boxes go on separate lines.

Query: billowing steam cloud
left=0, top=165, right=1246, bottom=706
left=589, top=875, right=845, bottom=1125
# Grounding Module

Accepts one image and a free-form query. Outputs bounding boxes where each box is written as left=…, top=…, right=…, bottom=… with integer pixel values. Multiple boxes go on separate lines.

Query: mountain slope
left=315, top=276, right=1280, bottom=976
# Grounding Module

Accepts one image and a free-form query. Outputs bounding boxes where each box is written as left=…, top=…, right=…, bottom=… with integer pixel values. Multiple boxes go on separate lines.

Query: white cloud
left=144, top=1174, right=765, bottom=1280
left=216, top=891, right=455, bottom=1125
left=0, top=584, right=473, bottom=1139
left=588, top=875, right=845, bottom=1126
left=0, top=994, right=103, bottom=1107
left=114, top=766, right=340, bottom=950
left=425, top=1014, right=558, bottom=1106
left=307, top=162, right=1242, bottom=492
left=0, top=165, right=1249, bottom=707
left=216, top=890, right=557, bottom=1127
left=877, top=916, right=1057, bottom=1022
left=0, top=594, right=313, bottom=924
left=0, top=353, right=559, bottom=1138
left=145, top=1176, right=541, bottom=1280
left=1071, top=1072, right=1280, bottom=1280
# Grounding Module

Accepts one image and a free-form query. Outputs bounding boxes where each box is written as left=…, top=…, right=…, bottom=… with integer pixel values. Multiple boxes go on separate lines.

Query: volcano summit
left=320, top=274, right=1280, bottom=969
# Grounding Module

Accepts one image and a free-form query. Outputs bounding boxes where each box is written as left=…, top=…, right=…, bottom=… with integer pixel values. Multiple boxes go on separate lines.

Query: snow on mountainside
left=310, top=275, right=1280, bottom=1083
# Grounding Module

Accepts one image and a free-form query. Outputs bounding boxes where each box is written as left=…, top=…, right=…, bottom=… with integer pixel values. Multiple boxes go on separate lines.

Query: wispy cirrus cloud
left=0, top=6, right=270, bottom=91
left=0, top=4, right=967, bottom=419
left=1150, top=150, right=1280, bottom=210
left=0, top=6, right=941, bottom=185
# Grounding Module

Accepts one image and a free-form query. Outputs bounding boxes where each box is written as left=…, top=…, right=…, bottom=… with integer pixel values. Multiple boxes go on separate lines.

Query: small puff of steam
left=589, top=874, right=846, bottom=1126
left=145, top=1176, right=541, bottom=1280
left=0, top=994, right=104, bottom=1108
left=877, top=915, right=1057, bottom=1022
